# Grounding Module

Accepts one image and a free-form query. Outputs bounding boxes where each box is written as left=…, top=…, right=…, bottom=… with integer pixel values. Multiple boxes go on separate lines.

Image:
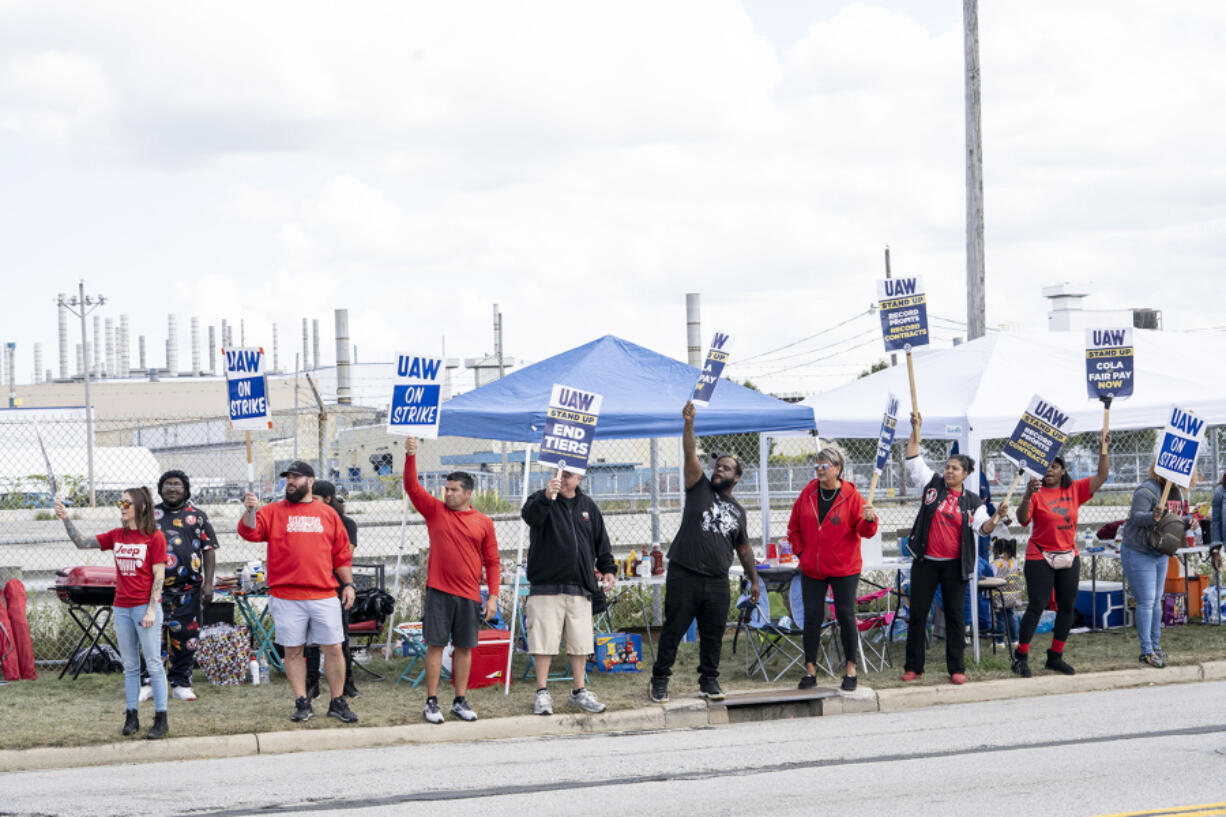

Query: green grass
left=4, top=622, right=1226, bottom=751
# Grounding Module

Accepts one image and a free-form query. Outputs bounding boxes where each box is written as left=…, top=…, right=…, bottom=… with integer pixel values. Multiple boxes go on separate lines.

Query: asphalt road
left=3, top=681, right=1225, bottom=817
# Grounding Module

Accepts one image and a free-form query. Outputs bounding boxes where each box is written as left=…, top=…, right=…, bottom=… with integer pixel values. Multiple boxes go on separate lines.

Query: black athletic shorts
left=423, top=587, right=481, bottom=648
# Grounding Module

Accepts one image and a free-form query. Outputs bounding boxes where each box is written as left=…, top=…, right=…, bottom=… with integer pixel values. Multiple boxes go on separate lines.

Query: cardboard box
left=1163, top=592, right=1188, bottom=626
left=1076, top=580, right=1127, bottom=629
left=588, top=633, right=642, bottom=673
left=1165, top=575, right=1209, bottom=619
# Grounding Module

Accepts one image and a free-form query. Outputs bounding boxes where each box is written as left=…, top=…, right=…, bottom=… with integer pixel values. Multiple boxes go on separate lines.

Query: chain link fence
left=4, top=407, right=1224, bottom=663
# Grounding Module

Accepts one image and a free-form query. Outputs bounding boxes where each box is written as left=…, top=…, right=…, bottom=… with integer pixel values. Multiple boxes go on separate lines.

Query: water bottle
left=1082, top=529, right=1097, bottom=553
left=249, top=655, right=260, bottom=686
left=258, top=653, right=270, bottom=686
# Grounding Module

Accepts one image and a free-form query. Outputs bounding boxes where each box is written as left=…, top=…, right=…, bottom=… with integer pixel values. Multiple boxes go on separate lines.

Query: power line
left=734, top=309, right=873, bottom=364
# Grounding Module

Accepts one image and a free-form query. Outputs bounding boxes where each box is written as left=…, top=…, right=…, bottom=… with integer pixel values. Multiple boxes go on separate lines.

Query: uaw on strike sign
left=1002, top=395, right=1071, bottom=478
left=224, top=347, right=272, bottom=430
left=539, top=384, right=603, bottom=475
left=876, top=276, right=929, bottom=352
left=1154, top=406, right=1206, bottom=488
left=386, top=353, right=443, bottom=438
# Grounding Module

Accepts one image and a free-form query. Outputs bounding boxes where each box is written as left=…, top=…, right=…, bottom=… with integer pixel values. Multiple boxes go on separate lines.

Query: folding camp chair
left=851, top=586, right=895, bottom=673
left=785, top=573, right=842, bottom=678
left=348, top=563, right=389, bottom=680
left=734, top=575, right=807, bottom=682
left=394, top=622, right=436, bottom=687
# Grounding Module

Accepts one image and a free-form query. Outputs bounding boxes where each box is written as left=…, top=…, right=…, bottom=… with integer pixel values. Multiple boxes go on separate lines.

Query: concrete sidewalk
left=5, top=660, right=1224, bottom=773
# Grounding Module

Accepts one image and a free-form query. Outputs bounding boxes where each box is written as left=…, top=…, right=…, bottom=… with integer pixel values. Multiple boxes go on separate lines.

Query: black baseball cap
left=313, top=479, right=336, bottom=499
left=280, top=460, right=315, bottom=478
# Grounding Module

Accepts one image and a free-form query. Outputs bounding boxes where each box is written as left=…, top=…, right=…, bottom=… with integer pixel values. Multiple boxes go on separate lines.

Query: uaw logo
left=924, top=487, right=939, bottom=505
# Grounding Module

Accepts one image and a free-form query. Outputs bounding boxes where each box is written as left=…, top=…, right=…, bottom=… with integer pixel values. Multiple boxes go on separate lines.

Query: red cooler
left=454, top=629, right=511, bottom=689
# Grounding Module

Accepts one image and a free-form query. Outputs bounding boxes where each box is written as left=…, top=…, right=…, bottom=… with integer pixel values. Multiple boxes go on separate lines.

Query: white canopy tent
left=789, top=328, right=1226, bottom=662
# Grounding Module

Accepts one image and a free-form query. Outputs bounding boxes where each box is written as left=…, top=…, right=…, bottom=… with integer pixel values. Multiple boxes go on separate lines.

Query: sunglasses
left=116, top=499, right=132, bottom=509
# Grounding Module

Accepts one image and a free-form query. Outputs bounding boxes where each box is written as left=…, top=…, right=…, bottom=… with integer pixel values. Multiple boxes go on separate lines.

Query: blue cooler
left=1076, top=580, right=1126, bottom=629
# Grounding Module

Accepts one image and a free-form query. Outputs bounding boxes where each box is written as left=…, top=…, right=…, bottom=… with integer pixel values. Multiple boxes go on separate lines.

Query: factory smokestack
left=119, top=315, right=130, bottom=377
left=104, top=317, right=115, bottom=377
left=57, top=293, right=69, bottom=380
left=272, top=323, right=280, bottom=373
left=334, top=309, right=351, bottom=405
left=312, top=319, right=320, bottom=370
left=208, top=326, right=217, bottom=374
left=34, top=343, right=42, bottom=384
left=191, top=316, right=201, bottom=375
left=167, top=314, right=179, bottom=377
left=685, top=293, right=702, bottom=367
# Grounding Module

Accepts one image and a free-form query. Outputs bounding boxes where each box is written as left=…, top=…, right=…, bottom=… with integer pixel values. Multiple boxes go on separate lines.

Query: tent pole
left=384, top=492, right=410, bottom=659
left=649, top=438, right=661, bottom=549
left=504, top=448, right=533, bottom=694
left=759, top=432, right=770, bottom=549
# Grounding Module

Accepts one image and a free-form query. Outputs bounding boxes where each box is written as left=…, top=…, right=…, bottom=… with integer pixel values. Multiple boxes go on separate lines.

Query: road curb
left=3, top=663, right=1220, bottom=772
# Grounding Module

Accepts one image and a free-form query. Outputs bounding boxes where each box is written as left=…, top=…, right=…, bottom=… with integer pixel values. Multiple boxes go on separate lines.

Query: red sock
left=1050, top=639, right=1065, bottom=653
left=1016, top=643, right=1029, bottom=655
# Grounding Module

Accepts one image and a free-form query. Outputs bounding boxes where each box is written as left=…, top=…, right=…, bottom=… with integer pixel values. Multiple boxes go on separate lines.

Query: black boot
left=147, top=711, right=169, bottom=740
left=1045, top=649, right=1075, bottom=675
left=1011, top=649, right=1032, bottom=678
left=122, top=709, right=140, bottom=736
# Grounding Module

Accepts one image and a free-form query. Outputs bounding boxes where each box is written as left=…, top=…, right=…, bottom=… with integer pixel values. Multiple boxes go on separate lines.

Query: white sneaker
left=533, top=688, right=553, bottom=715
left=568, top=687, right=606, bottom=713
left=138, top=685, right=153, bottom=703
left=171, top=686, right=197, bottom=701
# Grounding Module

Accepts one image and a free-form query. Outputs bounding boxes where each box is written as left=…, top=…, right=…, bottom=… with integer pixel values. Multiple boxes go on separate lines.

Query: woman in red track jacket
left=787, top=446, right=877, bottom=692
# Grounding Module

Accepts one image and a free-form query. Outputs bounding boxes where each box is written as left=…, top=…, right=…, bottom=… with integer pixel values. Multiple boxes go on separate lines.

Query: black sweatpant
left=652, top=563, right=731, bottom=681
left=905, top=558, right=967, bottom=676
left=800, top=573, right=860, bottom=668
left=1018, top=556, right=1081, bottom=648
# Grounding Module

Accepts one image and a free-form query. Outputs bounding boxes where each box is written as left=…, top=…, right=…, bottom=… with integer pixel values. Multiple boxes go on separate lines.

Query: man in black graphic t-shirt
left=145, top=470, right=218, bottom=701
left=650, top=401, right=759, bottom=704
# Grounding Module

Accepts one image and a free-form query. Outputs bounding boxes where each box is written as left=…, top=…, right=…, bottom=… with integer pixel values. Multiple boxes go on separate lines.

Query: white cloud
left=3, top=1, right=1224, bottom=399
left=1, top=49, right=113, bottom=141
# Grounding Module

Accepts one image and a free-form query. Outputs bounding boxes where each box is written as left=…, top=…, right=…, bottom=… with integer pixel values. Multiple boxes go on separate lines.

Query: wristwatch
left=341, top=582, right=355, bottom=589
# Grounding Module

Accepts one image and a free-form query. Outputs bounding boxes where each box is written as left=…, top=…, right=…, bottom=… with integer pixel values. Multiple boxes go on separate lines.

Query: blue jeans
left=1121, top=546, right=1169, bottom=655
left=113, top=604, right=168, bottom=711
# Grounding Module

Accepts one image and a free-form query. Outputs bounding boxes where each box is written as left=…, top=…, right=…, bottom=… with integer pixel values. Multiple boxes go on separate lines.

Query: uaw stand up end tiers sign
left=539, top=384, right=603, bottom=475
left=386, top=354, right=443, bottom=439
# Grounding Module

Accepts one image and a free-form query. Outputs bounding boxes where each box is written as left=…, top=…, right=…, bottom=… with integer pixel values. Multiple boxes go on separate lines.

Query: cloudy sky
left=2, top=1, right=1222, bottom=396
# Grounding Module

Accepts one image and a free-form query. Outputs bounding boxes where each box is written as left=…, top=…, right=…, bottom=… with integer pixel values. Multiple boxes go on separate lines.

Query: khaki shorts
left=525, top=593, right=594, bottom=656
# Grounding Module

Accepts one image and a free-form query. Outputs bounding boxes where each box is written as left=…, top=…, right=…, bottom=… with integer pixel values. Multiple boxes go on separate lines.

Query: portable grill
left=54, top=566, right=120, bottom=679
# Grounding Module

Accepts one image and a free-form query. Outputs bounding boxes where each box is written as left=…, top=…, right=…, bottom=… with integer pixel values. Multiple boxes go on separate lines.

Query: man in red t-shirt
left=239, top=460, right=357, bottom=725
left=403, top=437, right=500, bottom=724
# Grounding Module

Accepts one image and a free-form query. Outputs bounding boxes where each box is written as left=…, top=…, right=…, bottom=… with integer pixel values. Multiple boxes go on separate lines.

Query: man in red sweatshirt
left=404, top=437, right=500, bottom=724
left=238, top=460, right=357, bottom=725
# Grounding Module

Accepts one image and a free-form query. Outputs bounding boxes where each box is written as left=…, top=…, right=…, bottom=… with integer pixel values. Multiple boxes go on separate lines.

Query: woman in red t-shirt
left=56, top=487, right=169, bottom=739
left=1012, top=430, right=1110, bottom=678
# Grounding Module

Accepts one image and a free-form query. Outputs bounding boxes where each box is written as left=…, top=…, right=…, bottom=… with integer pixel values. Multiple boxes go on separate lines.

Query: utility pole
left=494, top=304, right=509, bottom=495
left=964, top=0, right=986, bottom=340
left=305, top=372, right=327, bottom=480
left=59, top=282, right=106, bottom=507
left=884, top=246, right=897, bottom=367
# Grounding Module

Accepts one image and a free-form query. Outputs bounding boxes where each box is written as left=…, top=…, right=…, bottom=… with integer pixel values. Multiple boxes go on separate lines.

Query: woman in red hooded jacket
left=787, top=446, right=877, bottom=691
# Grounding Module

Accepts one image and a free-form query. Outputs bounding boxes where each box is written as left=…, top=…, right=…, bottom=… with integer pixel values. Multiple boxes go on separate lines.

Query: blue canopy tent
left=439, top=334, right=816, bottom=440
left=430, top=335, right=815, bottom=692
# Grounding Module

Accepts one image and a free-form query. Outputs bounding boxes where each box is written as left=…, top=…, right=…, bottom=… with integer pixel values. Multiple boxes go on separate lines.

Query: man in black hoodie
left=521, top=470, right=617, bottom=716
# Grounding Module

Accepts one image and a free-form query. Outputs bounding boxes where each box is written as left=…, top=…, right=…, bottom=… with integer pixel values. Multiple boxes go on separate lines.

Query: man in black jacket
left=521, top=470, right=617, bottom=716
